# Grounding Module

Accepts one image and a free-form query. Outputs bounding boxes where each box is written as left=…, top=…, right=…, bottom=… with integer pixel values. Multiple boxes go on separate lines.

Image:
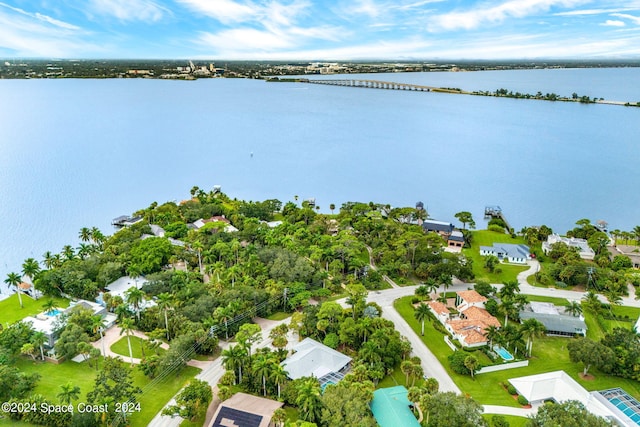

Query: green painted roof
left=370, top=386, right=420, bottom=427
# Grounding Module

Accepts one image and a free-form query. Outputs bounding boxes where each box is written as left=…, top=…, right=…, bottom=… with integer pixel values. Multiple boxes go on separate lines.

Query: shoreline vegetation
left=267, top=76, right=640, bottom=108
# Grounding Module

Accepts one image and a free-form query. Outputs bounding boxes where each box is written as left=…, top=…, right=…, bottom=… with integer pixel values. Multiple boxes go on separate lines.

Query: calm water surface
left=1, top=68, right=639, bottom=291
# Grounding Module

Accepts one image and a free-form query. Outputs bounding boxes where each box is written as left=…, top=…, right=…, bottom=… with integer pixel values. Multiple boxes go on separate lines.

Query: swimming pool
left=493, top=345, right=514, bottom=362
left=45, top=309, right=61, bottom=317
left=600, top=388, right=640, bottom=426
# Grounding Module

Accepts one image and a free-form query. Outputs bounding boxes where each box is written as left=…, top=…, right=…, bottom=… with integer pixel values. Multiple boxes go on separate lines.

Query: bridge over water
left=302, top=78, right=439, bottom=92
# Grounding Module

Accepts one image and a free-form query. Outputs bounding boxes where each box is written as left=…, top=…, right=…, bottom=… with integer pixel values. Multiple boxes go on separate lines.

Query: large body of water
left=1, top=67, right=639, bottom=294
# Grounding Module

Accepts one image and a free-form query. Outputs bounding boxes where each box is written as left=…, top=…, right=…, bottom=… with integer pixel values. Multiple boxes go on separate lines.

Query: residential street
left=147, top=261, right=639, bottom=424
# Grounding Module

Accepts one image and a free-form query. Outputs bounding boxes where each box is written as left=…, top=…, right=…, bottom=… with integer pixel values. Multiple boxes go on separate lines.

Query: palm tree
left=295, top=378, right=322, bottom=424
left=272, top=408, right=286, bottom=427
left=57, top=382, right=81, bottom=405
left=271, top=364, right=288, bottom=399
left=41, top=299, right=58, bottom=315
left=464, top=355, right=479, bottom=379
left=401, top=360, right=414, bottom=386
left=79, top=227, right=91, bottom=243
left=485, top=325, right=500, bottom=348
left=500, top=300, right=515, bottom=327
left=414, top=303, right=430, bottom=336
left=5, top=272, right=24, bottom=308
left=22, top=258, right=40, bottom=282
left=90, top=227, right=105, bottom=246
left=125, top=286, right=144, bottom=321
left=156, top=293, right=173, bottom=340
left=565, top=301, right=583, bottom=317
left=32, top=331, right=47, bottom=360
left=582, top=291, right=602, bottom=315
left=119, top=317, right=136, bottom=365
left=252, top=353, right=274, bottom=396
left=91, top=315, right=107, bottom=356
left=221, top=345, right=247, bottom=383
left=42, top=251, right=55, bottom=269
left=61, top=245, right=75, bottom=261
left=520, top=318, right=546, bottom=357
left=606, top=290, right=623, bottom=306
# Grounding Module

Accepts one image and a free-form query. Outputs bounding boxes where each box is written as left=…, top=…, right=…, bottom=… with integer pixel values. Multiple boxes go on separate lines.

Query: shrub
left=517, top=395, right=529, bottom=405
left=507, top=384, right=518, bottom=395
left=411, top=296, right=420, bottom=304
left=488, top=224, right=505, bottom=233
left=448, top=351, right=471, bottom=375
left=491, top=414, right=510, bottom=427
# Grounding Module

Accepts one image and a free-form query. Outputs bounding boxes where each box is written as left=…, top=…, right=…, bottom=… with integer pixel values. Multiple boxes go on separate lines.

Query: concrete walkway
left=483, top=404, right=536, bottom=417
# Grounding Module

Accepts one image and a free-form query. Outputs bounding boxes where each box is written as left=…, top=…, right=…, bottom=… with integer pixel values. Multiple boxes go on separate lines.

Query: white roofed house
left=480, top=243, right=531, bottom=264
left=542, top=234, right=595, bottom=260
left=281, top=338, right=352, bottom=387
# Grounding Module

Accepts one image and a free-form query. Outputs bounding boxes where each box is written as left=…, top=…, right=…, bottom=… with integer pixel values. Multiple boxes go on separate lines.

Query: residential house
left=542, top=234, right=595, bottom=260
left=427, top=301, right=450, bottom=324
left=208, top=392, right=283, bottom=427
left=480, top=243, right=531, bottom=264
left=428, top=290, right=500, bottom=348
left=455, top=290, right=487, bottom=311
left=190, top=216, right=238, bottom=233
left=370, top=386, right=420, bottom=427
left=608, top=245, right=640, bottom=268
left=281, top=338, right=352, bottom=387
left=422, top=219, right=465, bottom=249
left=519, top=302, right=587, bottom=337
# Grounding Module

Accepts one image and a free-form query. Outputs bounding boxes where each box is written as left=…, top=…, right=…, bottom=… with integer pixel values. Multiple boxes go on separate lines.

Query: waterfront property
left=421, top=219, right=464, bottom=249
left=370, top=386, right=420, bottom=427
left=542, top=234, right=595, bottom=260
left=509, top=371, right=634, bottom=426
left=519, top=302, right=587, bottom=337
left=480, top=243, right=531, bottom=264
left=24, top=299, right=115, bottom=348
left=281, top=338, right=352, bottom=387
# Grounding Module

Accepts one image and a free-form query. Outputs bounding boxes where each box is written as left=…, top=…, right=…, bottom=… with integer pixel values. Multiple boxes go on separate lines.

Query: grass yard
left=15, top=357, right=200, bottom=427
left=110, top=336, right=166, bottom=359
left=0, top=294, right=70, bottom=326
left=482, top=414, right=529, bottom=427
left=267, top=311, right=291, bottom=321
left=394, top=296, right=640, bottom=407
left=463, top=230, right=529, bottom=283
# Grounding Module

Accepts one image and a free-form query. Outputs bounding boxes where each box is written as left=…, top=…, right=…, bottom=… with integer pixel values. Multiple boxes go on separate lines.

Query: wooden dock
left=484, top=206, right=512, bottom=232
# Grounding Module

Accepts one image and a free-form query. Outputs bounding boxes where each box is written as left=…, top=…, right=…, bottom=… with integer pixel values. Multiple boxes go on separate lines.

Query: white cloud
left=88, top=0, right=168, bottom=22
left=611, top=13, right=640, bottom=25
left=602, top=19, right=625, bottom=26
left=176, top=0, right=258, bottom=24
left=0, top=2, right=80, bottom=29
left=429, top=0, right=588, bottom=31
left=0, top=6, right=100, bottom=57
left=554, top=8, right=627, bottom=16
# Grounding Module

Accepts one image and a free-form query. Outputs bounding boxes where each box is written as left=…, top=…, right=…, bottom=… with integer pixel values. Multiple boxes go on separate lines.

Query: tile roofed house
left=370, top=386, right=420, bottom=427
left=456, top=290, right=487, bottom=311
left=446, top=319, right=490, bottom=347
left=282, top=338, right=351, bottom=386
left=427, top=301, right=450, bottom=323
left=480, top=243, right=531, bottom=264
left=542, top=234, right=595, bottom=260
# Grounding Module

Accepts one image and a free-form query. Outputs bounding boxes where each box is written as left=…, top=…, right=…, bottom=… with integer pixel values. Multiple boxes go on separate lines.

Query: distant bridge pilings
left=304, top=78, right=435, bottom=92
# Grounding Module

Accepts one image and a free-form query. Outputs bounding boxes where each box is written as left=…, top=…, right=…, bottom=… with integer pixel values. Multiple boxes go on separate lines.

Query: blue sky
left=1, top=0, right=640, bottom=59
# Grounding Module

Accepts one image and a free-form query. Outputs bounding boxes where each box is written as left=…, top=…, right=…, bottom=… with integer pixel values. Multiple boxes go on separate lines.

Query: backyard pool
left=45, top=309, right=61, bottom=317
left=600, top=388, right=640, bottom=426
left=493, top=345, right=514, bottom=362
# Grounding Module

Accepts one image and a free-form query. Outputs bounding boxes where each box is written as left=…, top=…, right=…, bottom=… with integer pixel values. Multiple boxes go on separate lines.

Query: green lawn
left=15, top=357, right=200, bottom=427
left=394, top=296, right=640, bottom=407
left=463, top=230, right=529, bottom=283
left=482, top=414, right=529, bottom=427
left=267, top=311, right=291, bottom=321
left=0, top=294, right=70, bottom=326
left=110, top=336, right=166, bottom=359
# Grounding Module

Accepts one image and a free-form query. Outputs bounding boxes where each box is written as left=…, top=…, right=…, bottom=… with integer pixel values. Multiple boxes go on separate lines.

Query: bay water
left=1, top=67, right=639, bottom=294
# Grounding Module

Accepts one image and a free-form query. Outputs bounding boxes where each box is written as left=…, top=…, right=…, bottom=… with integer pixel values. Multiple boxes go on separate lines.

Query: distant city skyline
left=1, top=0, right=640, bottom=59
